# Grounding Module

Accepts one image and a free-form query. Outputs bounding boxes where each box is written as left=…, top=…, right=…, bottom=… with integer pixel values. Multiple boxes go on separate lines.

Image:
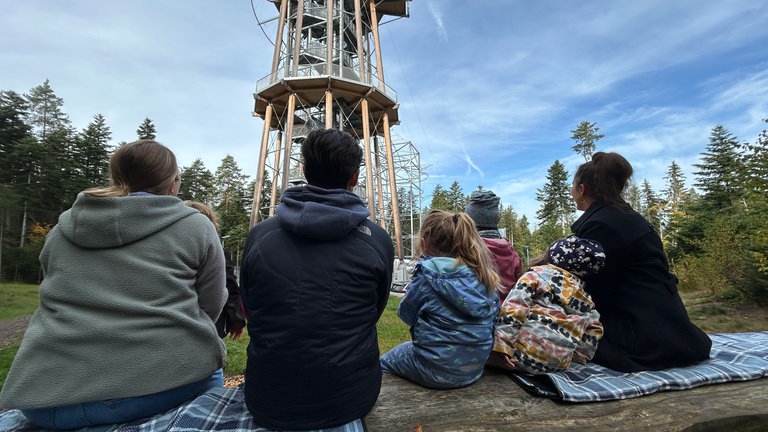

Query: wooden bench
left=364, top=369, right=768, bottom=431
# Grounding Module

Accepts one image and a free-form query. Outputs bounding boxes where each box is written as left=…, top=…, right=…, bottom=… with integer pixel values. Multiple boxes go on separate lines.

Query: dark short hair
left=301, top=129, right=363, bottom=189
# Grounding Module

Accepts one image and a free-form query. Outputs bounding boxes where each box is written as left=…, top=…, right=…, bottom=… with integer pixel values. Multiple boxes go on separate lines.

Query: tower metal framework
left=250, top=0, right=411, bottom=258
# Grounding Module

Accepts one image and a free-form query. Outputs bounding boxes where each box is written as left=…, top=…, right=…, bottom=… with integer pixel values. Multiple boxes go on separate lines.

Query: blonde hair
left=85, top=139, right=179, bottom=197
left=184, top=200, right=219, bottom=232
left=418, top=210, right=500, bottom=295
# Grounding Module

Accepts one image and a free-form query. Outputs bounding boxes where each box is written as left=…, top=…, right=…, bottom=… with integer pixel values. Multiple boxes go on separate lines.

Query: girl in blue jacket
left=381, top=210, right=500, bottom=389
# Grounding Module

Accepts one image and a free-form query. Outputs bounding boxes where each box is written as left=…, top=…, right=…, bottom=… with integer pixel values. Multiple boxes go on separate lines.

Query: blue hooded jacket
left=399, top=257, right=500, bottom=385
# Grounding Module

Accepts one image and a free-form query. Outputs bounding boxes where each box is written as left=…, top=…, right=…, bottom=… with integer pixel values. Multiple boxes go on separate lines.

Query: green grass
left=378, top=295, right=411, bottom=353
left=220, top=295, right=410, bottom=376
left=0, top=283, right=40, bottom=320
left=0, top=344, right=20, bottom=392
left=0, top=287, right=411, bottom=384
left=223, top=333, right=250, bottom=376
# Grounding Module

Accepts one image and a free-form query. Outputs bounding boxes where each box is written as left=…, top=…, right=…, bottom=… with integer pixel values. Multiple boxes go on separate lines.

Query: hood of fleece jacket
left=419, top=256, right=498, bottom=319
left=57, top=193, right=199, bottom=249
left=277, top=185, right=370, bottom=242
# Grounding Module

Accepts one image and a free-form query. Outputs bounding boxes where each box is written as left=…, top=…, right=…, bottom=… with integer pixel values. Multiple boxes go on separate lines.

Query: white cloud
left=3, top=0, right=768, bottom=227
left=425, top=0, right=448, bottom=42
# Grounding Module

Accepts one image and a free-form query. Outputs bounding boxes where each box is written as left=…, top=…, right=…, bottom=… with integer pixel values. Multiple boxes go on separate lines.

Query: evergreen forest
left=2, top=81, right=767, bottom=306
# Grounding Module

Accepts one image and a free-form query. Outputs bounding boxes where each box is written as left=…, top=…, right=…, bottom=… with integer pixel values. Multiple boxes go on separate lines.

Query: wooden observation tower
left=250, top=0, right=410, bottom=259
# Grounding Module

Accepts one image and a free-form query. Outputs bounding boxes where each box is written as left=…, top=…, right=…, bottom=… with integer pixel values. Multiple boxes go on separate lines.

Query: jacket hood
left=482, top=237, right=514, bottom=256
left=57, top=193, right=198, bottom=249
left=419, top=256, right=497, bottom=318
left=277, top=185, right=370, bottom=241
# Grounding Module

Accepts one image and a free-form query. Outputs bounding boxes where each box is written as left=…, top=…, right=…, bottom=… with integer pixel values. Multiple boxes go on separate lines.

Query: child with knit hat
left=465, top=190, right=523, bottom=303
left=488, top=236, right=606, bottom=374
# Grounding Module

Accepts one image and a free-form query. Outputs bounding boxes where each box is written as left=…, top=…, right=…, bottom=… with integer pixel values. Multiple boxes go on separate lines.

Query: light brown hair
left=417, top=210, right=500, bottom=295
left=85, top=139, right=179, bottom=197
left=184, top=200, right=219, bottom=232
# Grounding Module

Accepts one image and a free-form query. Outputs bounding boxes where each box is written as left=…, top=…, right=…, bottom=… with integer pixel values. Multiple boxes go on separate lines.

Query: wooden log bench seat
left=364, top=368, right=768, bottom=432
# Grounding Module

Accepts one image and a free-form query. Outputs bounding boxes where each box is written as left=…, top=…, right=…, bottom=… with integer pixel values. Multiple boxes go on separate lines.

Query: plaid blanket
left=0, top=387, right=365, bottom=432
left=507, top=331, right=768, bottom=402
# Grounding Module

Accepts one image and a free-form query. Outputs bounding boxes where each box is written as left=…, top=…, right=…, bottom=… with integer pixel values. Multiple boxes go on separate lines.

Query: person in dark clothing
left=570, top=151, right=711, bottom=372
left=217, top=250, right=246, bottom=339
left=185, top=200, right=246, bottom=340
left=465, top=190, right=523, bottom=303
left=240, top=129, right=395, bottom=431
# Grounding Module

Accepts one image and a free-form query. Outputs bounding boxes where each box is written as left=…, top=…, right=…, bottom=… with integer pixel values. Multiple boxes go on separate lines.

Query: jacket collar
left=571, top=201, right=608, bottom=233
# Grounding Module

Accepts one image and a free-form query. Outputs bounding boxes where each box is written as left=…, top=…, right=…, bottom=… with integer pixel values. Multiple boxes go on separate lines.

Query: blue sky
left=2, top=1, right=767, bottom=225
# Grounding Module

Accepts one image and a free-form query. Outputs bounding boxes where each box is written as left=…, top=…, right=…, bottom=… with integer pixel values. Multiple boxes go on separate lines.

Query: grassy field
left=3, top=283, right=768, bottom=387
left=0, top=285, right=410, bottom=385
left=0, top=284, right=39, bottom=320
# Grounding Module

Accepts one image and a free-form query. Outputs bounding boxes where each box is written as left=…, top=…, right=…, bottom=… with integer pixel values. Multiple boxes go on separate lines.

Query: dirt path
left=0, top=315, right=31, bottom=349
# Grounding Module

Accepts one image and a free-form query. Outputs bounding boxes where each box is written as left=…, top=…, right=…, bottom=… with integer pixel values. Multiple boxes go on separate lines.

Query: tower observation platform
left=250, top=0, right=413, bottom=259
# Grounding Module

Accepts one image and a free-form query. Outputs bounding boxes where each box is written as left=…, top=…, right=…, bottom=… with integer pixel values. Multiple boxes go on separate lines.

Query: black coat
left=571, top=202, right=711, bottom=372
left=215, top=249, right=246, bottom=339
left=240, top=186, right=394, bottom=430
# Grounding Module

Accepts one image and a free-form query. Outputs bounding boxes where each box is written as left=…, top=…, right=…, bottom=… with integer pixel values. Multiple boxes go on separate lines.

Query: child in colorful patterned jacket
left=488, top=236, right=606, bottom=374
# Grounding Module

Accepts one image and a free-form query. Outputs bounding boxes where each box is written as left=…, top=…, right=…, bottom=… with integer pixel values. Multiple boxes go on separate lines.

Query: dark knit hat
left=547, top=236, right=606, bottom=277
left=465, top=190, right=500, bottom=229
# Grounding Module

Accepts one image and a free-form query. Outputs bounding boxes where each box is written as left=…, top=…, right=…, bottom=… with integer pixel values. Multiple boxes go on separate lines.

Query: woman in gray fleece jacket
left=0, top=140, right=227, bottom=430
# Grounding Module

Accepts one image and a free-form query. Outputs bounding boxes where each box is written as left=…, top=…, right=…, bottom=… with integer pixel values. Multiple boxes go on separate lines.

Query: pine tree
left=640, top=179, right=662, bottom=233
left=0, top=91, right=32, bottom=185
left=514, top=214, right=532, bottom=256
left=73, top=114, right=113, bottom=190
left=740, top=118, right=768, bottom=197
left=735, top=118, right=768, bottom=301
left=214, top=155, right=251, bottom=252
left=428, top=184, right=451, bottom=211
left=692, top=125, right=744, bottom=212
left=624, top=181, right=642, bottom=212
left=136, top=117, right=157, bottom=140
left=24, top=80, right=70, bottom=142
left=179, top=159, right=215, bottom=204
left=535, top=160, right=575, bottom=230
left=248, top=172, right=276, bottom=222
left=446, top=181, right=467, bottom=212
left=23, top=81, right=76, bottom=240
left=0, top=91, right=34, bottom=264
left=661, top=161, right=687, bottom=247
left=570, top=121, right=604, bottom=161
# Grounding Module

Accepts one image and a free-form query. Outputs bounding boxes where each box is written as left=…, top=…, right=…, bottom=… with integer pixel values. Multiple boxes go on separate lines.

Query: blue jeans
left=21, top=369, right=223, bottom=430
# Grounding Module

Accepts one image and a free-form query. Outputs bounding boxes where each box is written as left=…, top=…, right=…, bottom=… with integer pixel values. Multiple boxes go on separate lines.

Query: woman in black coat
left=570, top=152, right=711, bottom=372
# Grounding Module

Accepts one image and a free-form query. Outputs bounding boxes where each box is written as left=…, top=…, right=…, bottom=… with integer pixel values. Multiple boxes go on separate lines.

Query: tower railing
left=255, top=65, right=397, bottom=101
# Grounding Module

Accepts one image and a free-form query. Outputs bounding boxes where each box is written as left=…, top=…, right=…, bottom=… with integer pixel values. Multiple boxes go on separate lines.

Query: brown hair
left=527, top=251, right=548, bottom=268
left=417, top=210, right=500, bottom=295
left=184, top=200, right=219, bottom=232
left=85, top=139, right=179, bottom=197
left=573, top=151, right=633, bottom=208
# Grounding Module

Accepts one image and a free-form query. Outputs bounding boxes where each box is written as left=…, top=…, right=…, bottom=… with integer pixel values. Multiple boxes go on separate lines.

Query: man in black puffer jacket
left=240, top=128, right=394, bottom=430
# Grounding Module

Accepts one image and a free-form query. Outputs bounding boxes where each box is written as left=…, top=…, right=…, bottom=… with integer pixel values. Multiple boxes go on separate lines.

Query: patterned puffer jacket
left=491, top=264, right=603, bottom=374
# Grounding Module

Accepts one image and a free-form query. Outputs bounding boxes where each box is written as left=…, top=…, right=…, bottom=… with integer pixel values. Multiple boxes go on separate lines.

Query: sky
left=2, top=1, right=768, bottom=225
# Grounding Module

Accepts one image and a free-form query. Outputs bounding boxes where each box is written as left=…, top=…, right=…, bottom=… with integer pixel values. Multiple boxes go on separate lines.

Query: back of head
left=547, top=236, right=606, bottom=277
left=184, top=200, right=219, bottom=232
left=301, top=129, right=363, bottom=189
left=418, top=210, right=500, bottom=294
left=86, top=139, right=179, bottom=197
left=465, top=190, right=501, bottom=230
left=574, top=151, right=633, bottom=208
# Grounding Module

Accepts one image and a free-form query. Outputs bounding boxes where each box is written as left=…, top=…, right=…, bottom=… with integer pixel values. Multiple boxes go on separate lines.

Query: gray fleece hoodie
left=0, top=193, right=226, bottom=409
